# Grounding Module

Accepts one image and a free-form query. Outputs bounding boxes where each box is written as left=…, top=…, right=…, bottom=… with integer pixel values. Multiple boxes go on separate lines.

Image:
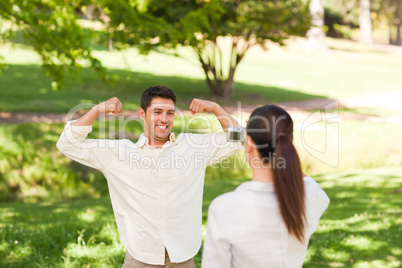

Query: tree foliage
left=323, top=0, right=402, bottom=45
left=1, top=0, right=311, bottom=96
left=0, top=0, right=110, bottom=90
left=145, top=0, right=311, bottom=97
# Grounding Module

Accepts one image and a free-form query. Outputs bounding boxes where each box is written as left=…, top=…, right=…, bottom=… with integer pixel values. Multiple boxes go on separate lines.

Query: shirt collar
left=136, top=133, right=177, bottom=148
left=238, top=176, right=310, bottom=193
left=237, top=180, right=275, bottom=193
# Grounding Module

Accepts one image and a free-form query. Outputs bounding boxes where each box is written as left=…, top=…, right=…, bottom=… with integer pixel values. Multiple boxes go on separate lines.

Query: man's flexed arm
left=189, top=98, right=241, bottom=132
left=72, top=97, right=123, bottom=126
left=57, top=97, right=122, bottom=170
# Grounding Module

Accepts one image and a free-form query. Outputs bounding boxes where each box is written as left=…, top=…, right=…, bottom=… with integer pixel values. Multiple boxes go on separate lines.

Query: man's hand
left=189, top=98, right=218, bottom=114
left=72, top=97, right=122, bottom=126
left=95, top=97, right=123, bottom=115
left=190, top=98, right=240, bottom=132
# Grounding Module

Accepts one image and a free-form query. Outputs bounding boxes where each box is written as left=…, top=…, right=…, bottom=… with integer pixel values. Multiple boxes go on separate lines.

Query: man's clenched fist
left=95, top=97, right=123, bottom=115
left=189, top=98, right=218, bottom=114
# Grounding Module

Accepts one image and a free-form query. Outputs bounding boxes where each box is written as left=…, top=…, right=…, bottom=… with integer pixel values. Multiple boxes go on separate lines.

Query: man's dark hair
left=140, top=85, right=177, bottom=112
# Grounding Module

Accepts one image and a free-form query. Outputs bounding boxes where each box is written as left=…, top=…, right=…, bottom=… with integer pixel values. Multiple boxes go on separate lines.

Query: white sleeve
left=202, top=133, right=242, bottom=166
left=304, top=177, right=330, bottom=226
left=202, top=200, right=232, bottom=268
left=56, top=121, right=116, bottom=171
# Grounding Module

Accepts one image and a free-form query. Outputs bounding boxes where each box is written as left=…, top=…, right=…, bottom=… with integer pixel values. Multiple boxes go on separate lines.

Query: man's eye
left=154, top=111, right=161, bottom=114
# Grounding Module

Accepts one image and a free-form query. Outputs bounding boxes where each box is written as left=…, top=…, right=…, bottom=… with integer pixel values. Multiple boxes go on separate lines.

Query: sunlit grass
left=325, top=107, right=402, bottom=117
left=302, top=168, right=401, bottom=267
left=1, top=37, right=402, bottom=113
left=1, top=113, right=402, bottom=202
left=1, top=168, right=400, bottom=267
left=1, top=32, right=401, bottom=268
left=294, top=118, right=402, bottom=175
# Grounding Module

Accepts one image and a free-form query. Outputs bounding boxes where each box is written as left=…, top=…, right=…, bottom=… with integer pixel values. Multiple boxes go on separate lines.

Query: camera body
left=227, top=127, right=246, bottom=143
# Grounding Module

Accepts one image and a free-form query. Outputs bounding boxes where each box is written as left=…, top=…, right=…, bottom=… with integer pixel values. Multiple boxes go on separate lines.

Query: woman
left=202, top=105, right=330, bottom=268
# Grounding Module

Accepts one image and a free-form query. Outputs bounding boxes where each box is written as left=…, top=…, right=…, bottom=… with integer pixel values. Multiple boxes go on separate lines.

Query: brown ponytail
left=273, top=133, right=305, bottom=242
left=246, top=105, right=306, bottom=242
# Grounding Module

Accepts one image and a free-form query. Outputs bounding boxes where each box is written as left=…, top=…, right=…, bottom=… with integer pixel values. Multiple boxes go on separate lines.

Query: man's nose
left=160, top=112, right=168, bottom=123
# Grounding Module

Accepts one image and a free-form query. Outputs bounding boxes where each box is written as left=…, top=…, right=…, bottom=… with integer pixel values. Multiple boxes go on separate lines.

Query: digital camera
left=227, top=127, right=246, bottom=143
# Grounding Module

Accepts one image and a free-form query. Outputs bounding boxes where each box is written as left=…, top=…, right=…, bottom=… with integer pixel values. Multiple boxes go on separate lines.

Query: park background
left=0, top=0, right=401, bottom=267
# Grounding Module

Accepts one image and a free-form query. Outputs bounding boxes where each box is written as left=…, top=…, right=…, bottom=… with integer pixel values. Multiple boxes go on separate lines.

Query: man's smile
left=156, top=125, right=168, bottom=130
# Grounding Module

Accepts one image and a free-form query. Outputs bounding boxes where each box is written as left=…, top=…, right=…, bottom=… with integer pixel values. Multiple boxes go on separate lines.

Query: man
left=56, top=85, right=242, bottom=268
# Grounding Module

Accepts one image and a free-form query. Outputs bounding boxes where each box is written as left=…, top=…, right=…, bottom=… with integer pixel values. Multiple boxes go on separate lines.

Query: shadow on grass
left=1, top=170, right=401, bottom=267
left=197, top=174, right=402, bottom=267
left=305, top=223, right=400, bottom=267
left=0, top=197, right=125, bottom=267
left=0, top=64, right=328, bottom=113
left=0, top=180, right=246, bottom=267
left=303, top=174, right=402, bottom=267
left=0, top=123, right=110, bottom=202
left=200, top=173, right=402, bottom=267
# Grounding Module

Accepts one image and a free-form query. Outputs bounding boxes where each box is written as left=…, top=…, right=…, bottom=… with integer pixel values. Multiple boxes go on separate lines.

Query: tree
left=100, top=0, right=311, bottom=97
left=153, top=0, right=311, bottom=97
left=359, top=0, right=373, bottom=44
left=369, top=0, right=402, bottom=45
left=0, top=0, right=110, bottom=90
left=1, top=0, right=311, bottom=96
left=323, top=0, right=402, bottom=46
left=306, top=0, right=327, bottom=52
left=396, top=0, right=402, bottom=45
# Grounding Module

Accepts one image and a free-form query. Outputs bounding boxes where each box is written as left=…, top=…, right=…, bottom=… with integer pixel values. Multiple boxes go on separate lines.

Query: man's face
left=140, top=97, right=175, bottom=143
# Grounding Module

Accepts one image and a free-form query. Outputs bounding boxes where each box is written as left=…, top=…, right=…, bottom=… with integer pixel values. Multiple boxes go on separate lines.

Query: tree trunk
left=205, top=73, right=235, bottom=98
left=396, top=0, right=402, bottom=46
left=359, top=0, right=373, bottom=44
left=305, top=0, right=327, bottom=52
left=221, top=65, right=236, bottom=97
left=195, top=39, right=244, bottom=98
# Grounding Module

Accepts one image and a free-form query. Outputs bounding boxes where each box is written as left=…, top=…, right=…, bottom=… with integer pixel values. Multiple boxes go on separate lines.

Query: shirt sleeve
left=304, top=176, right=330, bottom=227
left=202, top=200, right=232, bottom=268
left=56, top=121, right=116, bottom=171
left=202, top=132, right=243, bottom=166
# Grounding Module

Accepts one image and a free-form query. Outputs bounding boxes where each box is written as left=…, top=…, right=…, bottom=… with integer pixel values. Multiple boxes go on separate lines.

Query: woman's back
left=202, top=105, right=330, bottom=268
left=202, top=176, right=329, bottom=268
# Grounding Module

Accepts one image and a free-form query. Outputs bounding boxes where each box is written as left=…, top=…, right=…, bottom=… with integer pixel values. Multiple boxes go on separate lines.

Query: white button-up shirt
left=56, top=121, right=242, bottom=265
left=202, top=177, right=330, bottom=268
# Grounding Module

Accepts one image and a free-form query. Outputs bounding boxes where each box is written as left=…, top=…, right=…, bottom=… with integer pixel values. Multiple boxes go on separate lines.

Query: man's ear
left=139, top=107, right=145, bottom=120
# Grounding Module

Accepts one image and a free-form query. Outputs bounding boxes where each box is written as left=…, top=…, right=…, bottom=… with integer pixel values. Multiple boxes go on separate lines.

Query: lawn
left=1, top=114, right=401, bottom=202
left=1, top=35, right=402, bottom=268
left=1, top=37, right=402, bottom=113
left=0, top=116, right=401, bottom=267
left=1, top=168, right=401, bottom=267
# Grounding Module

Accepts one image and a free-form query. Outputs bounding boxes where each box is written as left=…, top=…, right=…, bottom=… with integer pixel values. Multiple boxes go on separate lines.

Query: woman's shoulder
left=303, top=176, right=330, bottom=213
left=303, top=176, right=328, bottom=196
left=209, top=182, right=250, bottom=211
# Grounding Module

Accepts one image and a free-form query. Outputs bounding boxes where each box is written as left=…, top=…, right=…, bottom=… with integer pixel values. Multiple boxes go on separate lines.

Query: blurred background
left=0, top=0, right=401, bottom=267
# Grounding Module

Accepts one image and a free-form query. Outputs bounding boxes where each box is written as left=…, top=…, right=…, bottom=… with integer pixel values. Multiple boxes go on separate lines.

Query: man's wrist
left=91, top=105, right=102, bottom=116
left=211, top=102, right=221, bottom=114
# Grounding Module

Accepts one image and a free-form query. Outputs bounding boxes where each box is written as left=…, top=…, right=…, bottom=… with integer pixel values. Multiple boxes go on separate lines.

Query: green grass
left=1, top=168, right=401, bottom=267
left=304, top=168, right=402, bottom=267
left=1, top=37, right=402, bottom=113
left=1, top=36, right=402, bottom=267
left=0, top=63, right=323, bottom=113
left=0, top=114, right=246, bottom=202
left=294, top=119, right=402, bottom=175
left=1, top=116, right=401, bottom=202
left=0, top=123, right=107, bottom=202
